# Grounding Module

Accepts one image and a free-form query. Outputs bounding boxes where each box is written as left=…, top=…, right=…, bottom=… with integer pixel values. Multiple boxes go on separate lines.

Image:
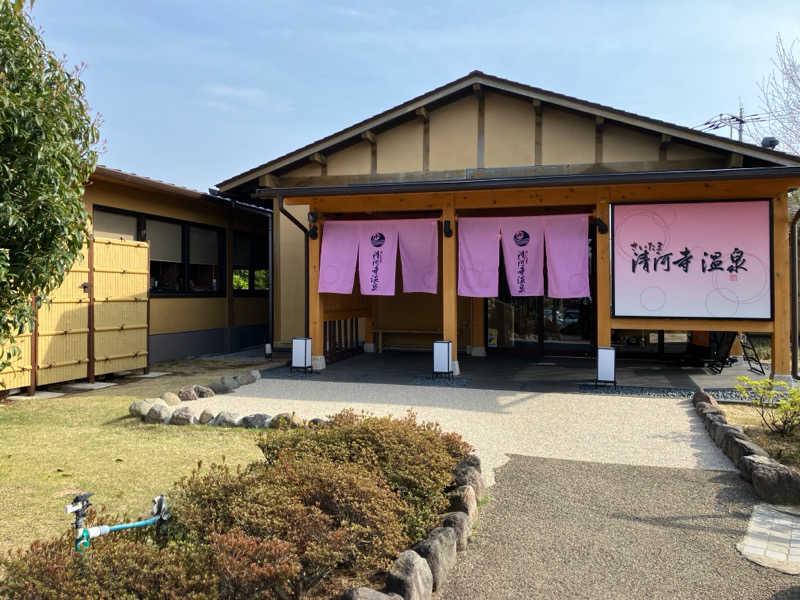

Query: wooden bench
left=373, top=329, right=442, bottom=353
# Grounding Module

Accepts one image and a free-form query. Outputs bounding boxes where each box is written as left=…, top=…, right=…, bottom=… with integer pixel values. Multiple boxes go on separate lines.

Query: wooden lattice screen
left=0, top=237, right=150, bottom=393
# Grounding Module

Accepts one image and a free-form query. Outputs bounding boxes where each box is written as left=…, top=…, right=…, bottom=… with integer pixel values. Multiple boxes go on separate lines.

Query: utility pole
left=738, top=101, right=744, bottom=142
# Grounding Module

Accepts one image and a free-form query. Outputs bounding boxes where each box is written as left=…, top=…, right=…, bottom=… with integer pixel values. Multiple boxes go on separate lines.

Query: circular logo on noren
left=370, top=232, right=386, bottom=247
left=513, top=230, right=530, bottom=247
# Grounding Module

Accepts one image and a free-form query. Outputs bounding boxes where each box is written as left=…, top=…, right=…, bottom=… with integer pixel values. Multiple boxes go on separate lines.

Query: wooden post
left=309, top=216, right=325, bottom=370
left=87, top=239, right=95, bottom=384
left=772, top=191, right=791, bottom=377
left=595, top=194, right=612, bottom=348
left=471, top=297, right=486, bottom=356
left=28, top=298, right=38, bottom=395
left=442, top=197, right=459, bottom=373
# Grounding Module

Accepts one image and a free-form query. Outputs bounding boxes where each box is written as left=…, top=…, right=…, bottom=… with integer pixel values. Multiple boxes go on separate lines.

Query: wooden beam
left=659, top=134, right=672, bottom=161
left=415, top=107, right=429, bottom=122
left=472, top=82, right=483, bottom=98
left=361, top=131, right=378, bottom=175
left=772, top=191, right=791, bottom=376
left=422, top=112, right=430, bottom=172
left=595, top=194, right=611, bottom=346
left=258, top=173, right=281, bottom=188
left=611, top=317, right=773, bottom=333
left=595, top=116, right=605, bottom=164
left=533, top=100, right=543, bottom=166
left=309, top=217, right=324, bottom=364
left=310, top=152, right=327, bottom=165
left=728, top=152, right=744, bottom=168
left=442, top=197, right=458, bottom=364
left=477, top=86, right=485, bottom=169
left=361, top=130, right=376, bottom=144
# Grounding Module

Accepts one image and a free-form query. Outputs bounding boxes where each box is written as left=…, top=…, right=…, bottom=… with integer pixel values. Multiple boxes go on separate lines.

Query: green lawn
left=0, top=359, right=280, bottom=557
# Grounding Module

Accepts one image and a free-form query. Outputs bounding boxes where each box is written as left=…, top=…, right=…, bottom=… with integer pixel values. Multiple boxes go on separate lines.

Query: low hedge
left=1, top=410, right=471, bottom=599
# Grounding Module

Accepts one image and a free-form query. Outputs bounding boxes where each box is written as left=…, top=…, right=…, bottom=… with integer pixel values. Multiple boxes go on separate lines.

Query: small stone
left=129, top=399, right=154, bottom=418
left=234, top=372, right=257, bottom=386
left=270, top=412, right=304, bottom=429
left=241, top=413, right=272, bottom=429
left=448, top=485, right=477, bottom=519
left=193, top=385, right=215, bottom=398
left=178, top=386, right=198, bottom=402
left=724, top=436, right=769, bottom=468
left=442, top=511, right=472, bottom=551
left=209, top=380, right=233, bottom=394
left=144, top=403, right=173, bottom=424
left=161, top=392, right=181, bottom=406
left=740, top=454, right=779, bottom=483
left=210, top=411, right=243, bottom=427
left=413, top=527, right=457, bottom=592
left=385, top=550, right=433, bottom=600
left=220, top=376, right=240, bottom=390
left=170, top=405, right=201, bottom=426
left=450, top=465, right=485, bottom=502
left=249, top=369, right=262, bottom=381
left=341, top=588, right=403, bottom=600
left=751, top=459, right=800, bottom=504
left=198, top=409, right=217, bottom=425
left=308, top=417, right=329, bottom=428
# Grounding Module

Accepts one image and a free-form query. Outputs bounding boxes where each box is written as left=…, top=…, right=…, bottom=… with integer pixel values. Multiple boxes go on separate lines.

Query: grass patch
left=722, top=403, right=800, bottom=472
left=0, top=358, right=282, bottom=556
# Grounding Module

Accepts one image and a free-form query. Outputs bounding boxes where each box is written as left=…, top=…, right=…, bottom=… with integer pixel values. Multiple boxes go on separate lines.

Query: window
left=233, top=231, right=269, bottom=294
left=147, top=219, right=184, bottom=293
left=93, top=209, right=137, bottom=240
left=189, top=226, right=220, bottom=292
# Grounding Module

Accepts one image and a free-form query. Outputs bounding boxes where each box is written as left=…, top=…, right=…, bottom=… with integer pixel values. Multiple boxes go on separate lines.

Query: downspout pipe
left=791, top=200, right=800, bottom=380
left=277, top=195, right=310, bottom=339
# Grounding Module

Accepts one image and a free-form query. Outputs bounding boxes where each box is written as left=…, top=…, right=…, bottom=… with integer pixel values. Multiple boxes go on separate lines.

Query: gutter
left=252, top=166, right=800, bottom=199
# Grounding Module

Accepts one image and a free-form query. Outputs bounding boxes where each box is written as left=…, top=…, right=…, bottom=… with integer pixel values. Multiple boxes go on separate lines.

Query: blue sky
left=29, top=1, right=800, bottom=191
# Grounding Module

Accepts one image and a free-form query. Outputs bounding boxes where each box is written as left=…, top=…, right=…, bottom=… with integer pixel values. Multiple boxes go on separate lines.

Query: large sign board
left=611, top=200, right=772, bottom=319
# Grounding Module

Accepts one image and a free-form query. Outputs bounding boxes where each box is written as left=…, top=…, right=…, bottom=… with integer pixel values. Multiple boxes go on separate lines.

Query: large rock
left=198, top=408, right=217, bottom=425
left=450, top=465, right=485, bottom=502
left=385, top=550, right=433, bottom=600
left=711, top=423, right=744, bottom=447
left=448, top=485, right=477, bottom=519
left=210, top=411, right=243, bottom=427
left=724, top=436, right=769, bottom=468
left=739, top=454, right=780, bottom=483
left=695, top=401, right=713, bottom=415
left=241, top=413, right=272, bottom=429
left=704, top=412, right=727, bottom=432
left=220, top=376, right=241, bottom=390
left=269, top=412, right=304, bottom=429
left=129, top=398, right=155, bottom=418
left=170, top=405, right=201, bottom=426
left=341, top=588, right=402, bottom=600
left=693, top=390, right=718, bottom=407
left=193, top=385, right=215, bottom=398
left=178, top=386, right=198, bottom=402
left=249, top=369, right=262, bottom=381
left=458, top=454, right=482, bottom=473
left=144, top=403, right=173, bottom=424
left=308, top=417, right=330, bottom=428
left=161, top=392, right=181, bottom=406
left=442, top=511, right=472, bottom=551
left=234, top=372, right=257, bottom=386
left=697, top=404, right=724, bottom=419
left=750, top=459, right=800, bottom=504
left=208, top=380, right=234, bottom=395
left=413, top=527, right=457, bottom=592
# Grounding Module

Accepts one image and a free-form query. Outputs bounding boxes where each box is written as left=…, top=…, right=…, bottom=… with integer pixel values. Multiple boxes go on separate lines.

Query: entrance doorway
left=486, top=225, right=595, bottom=356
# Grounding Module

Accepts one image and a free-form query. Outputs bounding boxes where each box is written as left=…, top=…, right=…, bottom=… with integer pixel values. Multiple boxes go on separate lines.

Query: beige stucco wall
left=377, top=119, right=423, bottom=173
left=485, top=91, right=534, bottom=167
left=327, top=141, right=371, bottom=175
left=541, top=107, right=595, bottom=165
left=275, top=203, right=308, bottom=344
left=603, top=123, right=661, bottom=162
left=667, top=141, right=723, bottom=161
left=430, top=95, right=478, bottom=170
left=285, top=163, right=322, bottom=177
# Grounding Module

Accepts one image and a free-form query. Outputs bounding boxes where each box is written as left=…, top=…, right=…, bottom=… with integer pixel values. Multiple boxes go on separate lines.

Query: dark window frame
left=93, top=205, right=227, bottom=298
left=232, top=230, right=269, bottom=298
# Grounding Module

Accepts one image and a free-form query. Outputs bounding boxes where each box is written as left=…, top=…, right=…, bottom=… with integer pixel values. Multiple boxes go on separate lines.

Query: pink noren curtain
left=357, top=222, right=399, bottom=295
left=499, top=217, right=545, bottom=297
left=397, top=220, right=438, bottom=293
left=458, top=218, right=501, bottom=297
left=543, top=214, right=590, bottom=298
left=318, top=221, right=359, bottom=294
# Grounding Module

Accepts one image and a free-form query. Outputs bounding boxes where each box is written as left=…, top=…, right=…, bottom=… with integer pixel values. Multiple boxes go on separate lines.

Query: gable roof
left=217, top=70, right=800, bottom=191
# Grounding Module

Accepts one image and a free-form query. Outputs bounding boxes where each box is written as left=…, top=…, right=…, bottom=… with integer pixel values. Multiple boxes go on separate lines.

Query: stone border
left=692, top=390, right=800, bottom=506
left=342, top=455, right=485, bottom=600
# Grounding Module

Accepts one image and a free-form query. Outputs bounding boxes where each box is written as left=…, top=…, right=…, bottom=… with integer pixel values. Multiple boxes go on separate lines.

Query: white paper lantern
left=292, top=338, right=312, bottom=372
left=433, top=340, right=453, bottom=378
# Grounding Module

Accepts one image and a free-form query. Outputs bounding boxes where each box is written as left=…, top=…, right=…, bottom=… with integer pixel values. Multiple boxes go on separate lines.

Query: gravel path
left=442, top=455, right=799, bottom=600
left=195, top=376, right=733, bottom=485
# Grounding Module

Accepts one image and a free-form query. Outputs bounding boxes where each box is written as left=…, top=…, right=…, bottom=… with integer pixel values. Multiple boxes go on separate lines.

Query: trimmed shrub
left=256, top=410, right=473, bottom=540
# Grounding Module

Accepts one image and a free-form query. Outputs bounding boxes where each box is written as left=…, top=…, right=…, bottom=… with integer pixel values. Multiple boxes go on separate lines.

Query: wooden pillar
left=442, top=197, right=459, bottom=372
left=772, top=191, right=791, bottom=377
left=595, top=194, right=612, bottom=348
left=471, top=297, right=486, bottom=356
left=309, top=217, right=325, bottom=370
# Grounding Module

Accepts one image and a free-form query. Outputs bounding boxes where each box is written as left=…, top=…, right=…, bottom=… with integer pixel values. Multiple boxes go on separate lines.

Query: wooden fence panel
left=36, top=248, right=90, bottom=385
left=0, top=332, right=32, bottom=391
left=92, top=238, right=149, bottom=375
